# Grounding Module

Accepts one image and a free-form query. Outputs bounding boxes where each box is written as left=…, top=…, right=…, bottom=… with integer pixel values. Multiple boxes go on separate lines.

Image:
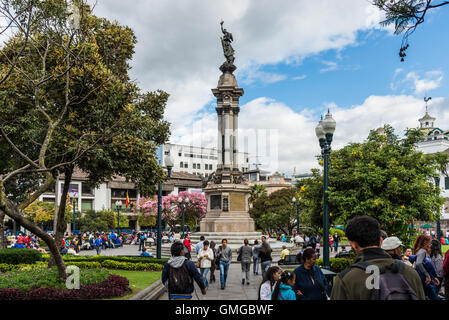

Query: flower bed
left=101, top=260, right=163, bottom=271
left=0, top=266, right=130, bottom=300
left=0, top=274, right=130, bottom=300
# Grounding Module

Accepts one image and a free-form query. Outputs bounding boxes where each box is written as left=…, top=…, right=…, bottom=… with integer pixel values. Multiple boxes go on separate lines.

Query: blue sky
left=94, top=1, right=449, bottom=174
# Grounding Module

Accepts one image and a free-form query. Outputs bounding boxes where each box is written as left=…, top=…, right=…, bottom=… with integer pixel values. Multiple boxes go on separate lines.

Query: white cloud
left=240, top=66, right=288, bottom=85
left=405, top=71, right=444, bottom=95
left=320, top=60, right=339, bottom=73
left=91, top=0, right=385, bottom=132
left=292, top=75, right=307, bottom=80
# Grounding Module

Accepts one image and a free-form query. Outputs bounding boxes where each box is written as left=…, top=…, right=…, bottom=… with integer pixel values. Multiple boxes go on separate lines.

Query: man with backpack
left=162, top=241, right=207, bottom=300
left=330, top=216, right=425, bottom=300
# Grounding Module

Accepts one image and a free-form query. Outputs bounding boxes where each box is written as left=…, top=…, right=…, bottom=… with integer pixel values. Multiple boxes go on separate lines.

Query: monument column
left=200, top=21, right=255, bottom=233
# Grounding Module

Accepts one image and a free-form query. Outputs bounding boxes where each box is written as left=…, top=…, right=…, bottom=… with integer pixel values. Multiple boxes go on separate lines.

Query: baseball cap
left=381, top=236, right=403, bottom=250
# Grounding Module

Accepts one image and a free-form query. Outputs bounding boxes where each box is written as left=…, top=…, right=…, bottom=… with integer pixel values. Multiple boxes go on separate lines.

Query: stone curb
left=130, top=279, right=166, bottom=300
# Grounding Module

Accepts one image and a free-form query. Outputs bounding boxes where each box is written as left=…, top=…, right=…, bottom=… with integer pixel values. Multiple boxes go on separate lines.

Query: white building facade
left=162, top=143, right=250, bottom=178
left=415, top=111, right=449, bottom=224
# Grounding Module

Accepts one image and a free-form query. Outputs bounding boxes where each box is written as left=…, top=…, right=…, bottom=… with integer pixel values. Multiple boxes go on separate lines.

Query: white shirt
left=260, top=281, right=274, bottom=300
left=67, top=248, right=78, bottom=255
left=198, top=247, right=214, bottom=268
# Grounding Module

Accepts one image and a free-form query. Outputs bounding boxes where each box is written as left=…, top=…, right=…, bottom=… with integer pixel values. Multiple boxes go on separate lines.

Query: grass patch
left=107, top=270, right=162, bottom=300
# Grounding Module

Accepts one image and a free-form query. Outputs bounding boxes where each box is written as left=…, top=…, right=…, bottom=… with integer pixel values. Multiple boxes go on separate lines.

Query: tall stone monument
left=199, top=21, right=256, bottom=233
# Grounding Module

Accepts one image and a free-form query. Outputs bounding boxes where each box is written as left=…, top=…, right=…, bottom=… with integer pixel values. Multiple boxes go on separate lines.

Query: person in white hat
left=381, top=236, right=403, bottom=261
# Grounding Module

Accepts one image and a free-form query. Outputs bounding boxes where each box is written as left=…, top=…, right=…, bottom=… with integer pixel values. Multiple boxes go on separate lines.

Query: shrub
left=0, top=266, right=109, bottom=291
left=101, top=260, right=163, bottom=271
left=316, top=258, right=354, bottom=273
left=0, top=274, right=130, bottom=300
left=0, top=249, right=42, bottom=265
left=330, top=228, right=345, bottom=238
left=64, top=261, right=102, bottom=269
left=42, top=255, right=168, bottom=265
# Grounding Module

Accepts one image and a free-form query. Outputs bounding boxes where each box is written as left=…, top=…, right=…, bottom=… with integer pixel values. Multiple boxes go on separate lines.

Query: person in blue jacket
left=293, top=247, right=329, bottom=300
left=271, top=270, right=297, bottom=300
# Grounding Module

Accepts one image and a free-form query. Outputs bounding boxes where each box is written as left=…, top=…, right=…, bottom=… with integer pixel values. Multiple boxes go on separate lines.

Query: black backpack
left=349, top=260, right=419, bottom=300
left=168, top=262, right=192, bottom=294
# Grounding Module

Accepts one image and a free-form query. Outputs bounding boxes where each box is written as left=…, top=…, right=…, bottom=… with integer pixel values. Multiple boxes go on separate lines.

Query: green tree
left=250, top=187, right=298, bottom=235
left=249, top=184, right=268, bottom=207
left=372, top=0, right=449, bottom=61
left=0, top=1, right=169, bottom=279
left=326, top=125, right=446, bottom=243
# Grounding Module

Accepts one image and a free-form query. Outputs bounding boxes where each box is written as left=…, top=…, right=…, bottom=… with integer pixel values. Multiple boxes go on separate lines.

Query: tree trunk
left=0, top=210, right=6, bottom=249
left=3, top=201, right=67, bottom=279
left=54, top=166, right=73, bottom=249
left=50, top=165, right=73, bottom=268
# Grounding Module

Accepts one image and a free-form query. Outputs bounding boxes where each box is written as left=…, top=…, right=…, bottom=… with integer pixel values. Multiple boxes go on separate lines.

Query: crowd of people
left=162, top=216, right=449, bottom=301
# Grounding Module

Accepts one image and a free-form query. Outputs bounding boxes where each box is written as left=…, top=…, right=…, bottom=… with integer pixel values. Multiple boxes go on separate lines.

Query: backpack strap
left=338, top=261, right=370, bottom=279
left=278, top=292, right=285, bottom=300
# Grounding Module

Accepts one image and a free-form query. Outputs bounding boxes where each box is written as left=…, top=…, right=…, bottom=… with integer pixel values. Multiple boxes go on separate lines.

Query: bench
left=277, top=254, right=300, bottom=265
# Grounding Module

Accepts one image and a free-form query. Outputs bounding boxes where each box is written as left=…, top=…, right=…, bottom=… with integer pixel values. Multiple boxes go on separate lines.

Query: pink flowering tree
left=134, top=191, right=207, bottom=230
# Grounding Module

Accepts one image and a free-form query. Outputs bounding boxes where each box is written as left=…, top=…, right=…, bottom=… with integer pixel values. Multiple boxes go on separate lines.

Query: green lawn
left=108, top=270, right=162, bottom=300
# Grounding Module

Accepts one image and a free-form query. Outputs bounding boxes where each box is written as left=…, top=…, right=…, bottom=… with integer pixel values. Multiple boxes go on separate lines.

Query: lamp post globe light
left=178, top=196, right=190, bottom=239
left=315, top=109, right=336, bottom=270
left=115, top=200, right=122, bottom=236
left=156, top=154, right=174, bottom=259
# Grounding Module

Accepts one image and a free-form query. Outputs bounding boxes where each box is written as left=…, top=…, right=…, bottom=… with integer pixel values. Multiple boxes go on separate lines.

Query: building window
left=223, top=197, right=229, bottom=212
left=184, top=163, right=188, bottom=168
left=82, top=183, right=93, bottom=196
left=193, top=163, right=197, bottom=169
left=211, top=195, right=221, bottom=210
left=445, top=177, right=449, bottom=190
left=164, top=151, right=169, bottom=155
left=197, top=164, right=201, bottom=169
left=61, top=183, right=79, bottom=195
left=81, top=199, right=93, bottom=212
left=178, top=152, right=182, bottom=156
left=180, top=161, right=183, bottom=168
left=111, top=189, right=137, bottom=198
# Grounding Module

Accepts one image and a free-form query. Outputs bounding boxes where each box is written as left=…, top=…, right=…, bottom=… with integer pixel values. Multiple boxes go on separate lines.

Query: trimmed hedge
left=64, top=261, right=102, bottom=269
left=101, top=260, right=163, bottom=271
left=0, top=274, right=130, bottom=300
left=42, top=254, right=168, bottom=265
left=0, top=249, right=42, bottom=265
left=316, top=258, right=354, bottom=273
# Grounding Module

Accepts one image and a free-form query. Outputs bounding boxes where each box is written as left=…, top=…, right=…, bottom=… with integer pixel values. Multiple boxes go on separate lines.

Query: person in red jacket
left=183, top=233, right=192, bottom=260
left=443, top=249, right=449, bottom=300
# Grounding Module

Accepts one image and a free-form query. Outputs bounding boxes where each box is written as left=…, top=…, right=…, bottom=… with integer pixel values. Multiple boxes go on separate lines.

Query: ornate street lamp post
left=434, top=176, right=442, bottom=240
left=156, top=155, right=174, bottom=259
left=115, top=200, right=122, bottom=236
left=292, top=197, right=300, bottom=236
left=315, top=110, right=336, bottom=270
left=69, top=192, right=77, bottom=235
left=178, top=196, right=190, bottom=239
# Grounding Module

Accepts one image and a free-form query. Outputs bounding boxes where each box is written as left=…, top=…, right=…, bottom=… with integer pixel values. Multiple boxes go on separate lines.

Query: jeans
left=139, top=241, right=144, bottom=251
left=253, top=257, right=259, bottom=274
left=219, top=261, right=230, bottom=287
left=95, top=247, right=101, bottom=255
left=241, top=262, right=250, bottom=281
left=200, top=268, right=210, bottom=287
left=334, top=242, right=339, bottom=252
left=425, top=285, right=440, bottom=300
left=261, top=260, right=271, bottom=276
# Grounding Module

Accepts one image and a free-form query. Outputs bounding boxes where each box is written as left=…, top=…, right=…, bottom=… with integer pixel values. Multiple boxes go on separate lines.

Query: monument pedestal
left=200, top=183, right=255, bottom=233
